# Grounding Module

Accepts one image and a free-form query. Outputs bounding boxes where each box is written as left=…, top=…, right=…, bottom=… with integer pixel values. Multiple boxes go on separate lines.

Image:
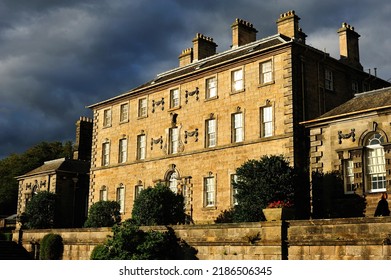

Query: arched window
left=167, top=171, right=178, bottom=193
left=99, top=186, right=108, bottom=201
left=116, top=184, right=125, bottom=213
left=365, top=133, right=386, bottom=192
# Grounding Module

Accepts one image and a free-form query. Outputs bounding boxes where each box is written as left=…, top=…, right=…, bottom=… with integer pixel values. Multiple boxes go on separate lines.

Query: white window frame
left=231, top=68, right=244, bottom=92
left=261, top=106, right=273, bottom=137
left=103, top=108, right=112, bottom=127
left=119, top=103, right=129, bottom=123
left=169, top=127, right=179, bottom=154
left=343, top=159, right=355, bottom=194
left=137, top=134, right=146, bottom=160
left=99, top=186, right=108, bottom=201
left=260, top=60, right=273, bottom=84
left=325, top=69, right=334, bottom=91
left=102, top=141, right=110, bottom=166
left=170, top=88, right=180, bottom=108
left=119, top=138, right=127, bottom=163
left=138, top=98, right=148, bottom=118
left=116, top=184, right=125, bottom=213
left=206, top=118, right=216, bottom=148
left=206, top=76, right=217, bottom=99
left=232, top=112, right=244, bottom=143
left=365, top=133, right=387, bottom=192
left=204, top=176, right=215, bottom=207
left=168, top=171, right=178, bottom=193
left=231, top=174, right=239, bottom=206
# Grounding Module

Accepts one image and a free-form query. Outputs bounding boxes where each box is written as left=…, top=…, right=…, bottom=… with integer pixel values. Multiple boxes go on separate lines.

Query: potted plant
left=263, top=200, right=295, bottom=221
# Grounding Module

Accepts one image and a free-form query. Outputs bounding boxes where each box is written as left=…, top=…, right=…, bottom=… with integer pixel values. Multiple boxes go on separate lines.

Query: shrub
left=84, top=200, right=121, bottom=228
left=214, top=208, right=235, bottom=223
left=23, top=191, right=57, bottom=229
left=90, top=220, right=197, bottom=260
left=40, top=233, right=64, bottom=260
left=131, top=183, right=185, bottom=226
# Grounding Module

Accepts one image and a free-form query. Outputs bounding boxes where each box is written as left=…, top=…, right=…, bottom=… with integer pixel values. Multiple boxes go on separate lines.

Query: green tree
left=84, top=200, right=121, bottom=228
left=232, top=155, right=296, bottom=222
left=22, top=191, right=57, bottom=229
left=90, top=220, right=197, bottom=260
left=0, top=141, right=73, bottom=216
left=39, top=233, right=64, bottom=260
left=131, top=183, right=185, bottom=226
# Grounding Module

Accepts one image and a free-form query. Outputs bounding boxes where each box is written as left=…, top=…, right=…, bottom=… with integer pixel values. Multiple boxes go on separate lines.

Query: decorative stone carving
left=184, top=129, right=199, bottom=143
left=338, top=129, right=355, bottom=144
left=185, top=87, right=199, bottom=103
left=152, top=98, right=164, bottom=113
left=150, top=136, right=163, bottom=150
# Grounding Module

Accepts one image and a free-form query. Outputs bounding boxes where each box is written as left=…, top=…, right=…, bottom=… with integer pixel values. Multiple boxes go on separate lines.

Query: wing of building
left=88, top=11, right=390, bottom=223
left=303, top=86, right=391, bottom=218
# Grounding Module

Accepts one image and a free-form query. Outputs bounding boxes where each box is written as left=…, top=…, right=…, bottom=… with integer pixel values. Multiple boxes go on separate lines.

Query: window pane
left=171, top=128, right=179, bottom=154
left=137, top=135, right=146, bottom=159
left=206, top=77, right=217, bottom=98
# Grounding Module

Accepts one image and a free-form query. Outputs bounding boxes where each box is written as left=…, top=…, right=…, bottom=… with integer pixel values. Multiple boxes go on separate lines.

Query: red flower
left=267, top=200, right=293, bottom=208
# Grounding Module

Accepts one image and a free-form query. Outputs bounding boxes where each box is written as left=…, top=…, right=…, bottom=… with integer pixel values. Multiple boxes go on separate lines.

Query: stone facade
left=304, top=87, right=391, bottom=218
left=88, top=11, right=390, bottom=223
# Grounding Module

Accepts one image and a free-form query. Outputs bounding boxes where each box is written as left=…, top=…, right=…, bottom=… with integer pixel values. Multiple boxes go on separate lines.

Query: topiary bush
left=84, top=200, right=121, bottom=228
left=131, top=183, right=185, bottom=226
left=39, top=233, right=64, bottom=260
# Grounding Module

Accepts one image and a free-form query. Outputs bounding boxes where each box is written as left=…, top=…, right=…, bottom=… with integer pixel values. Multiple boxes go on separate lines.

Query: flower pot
left=263, top=208, right=295, bottom=221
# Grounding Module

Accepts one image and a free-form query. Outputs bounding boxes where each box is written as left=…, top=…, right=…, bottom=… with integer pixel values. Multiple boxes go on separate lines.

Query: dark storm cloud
left=0, top=0, right=390, bottom=158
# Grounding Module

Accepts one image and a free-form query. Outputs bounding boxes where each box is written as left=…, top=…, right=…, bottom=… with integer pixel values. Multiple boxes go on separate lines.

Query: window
left=120, top=103, right=129, bottom=122
left=168, top=171, right=178, bottom=193
left=343, top=159, right=355, bottom=194
left=116, top=184, right=125, bottom=213
left=260, top=60, right=273, bottom=84
left=138, top=98, right=147, bottom=118
left=99, top=186, right=108, bottom=201
left=261, top=106, right=273, bottom=137
left=325, top=69, right=334, bottom=91
left=103, top=108, right=111, bottom=127
left=206, top=76, right=217, bottom=99
left=204, top=176, right=215, bottom=207
left=206, top=118, right=216, bottom=147
left=137, top=134, right=146, bottom=160
left=102, top=141, right=110, bottom=166
left=119, top=138, right=127, bottom=163
left=366, top=133, right=386, bottom=192
left=232, top=112, right=243, bottom=143
left=169, top=127, right=179, bottom=154
left=134, top=184, right=143, bottom=200
left=352, top=81, right=359, bottom=94
left=170, top=88, right=180, bottom=108
left=231, top=174, right=239, bottom=206
left=231, top=68, right=244, bottom=92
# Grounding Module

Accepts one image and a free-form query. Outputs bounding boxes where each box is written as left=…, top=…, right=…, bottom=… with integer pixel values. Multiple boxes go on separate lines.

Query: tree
left=232, top=155, right=296, bottom=222
left=39, top=233, right=64, bottom=260
left=0, top=141, right=73, bottom=216
left=84, top=200, right=121, bottom=228
left=22, top=191, right=57, bottom=229
left=90, top=220, right=197, bottom=260
left=131, top=183, right=185, bottom=226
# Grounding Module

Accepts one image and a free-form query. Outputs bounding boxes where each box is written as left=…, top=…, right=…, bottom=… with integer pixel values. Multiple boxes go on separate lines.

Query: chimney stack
left=192, top=33, right=217, bottom=62
left=178, top=48, right=193, bottom=67
left=73, top=116, right=93, bottom=161
left=338, top=22, right=362, bottom=70
left=277, top=10, right=306, bottom=42
left=231, top=18, right=258, bottom=48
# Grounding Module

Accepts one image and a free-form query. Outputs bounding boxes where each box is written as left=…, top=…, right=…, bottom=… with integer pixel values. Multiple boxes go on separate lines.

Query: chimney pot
left=338, top=22, right=362, bottom=70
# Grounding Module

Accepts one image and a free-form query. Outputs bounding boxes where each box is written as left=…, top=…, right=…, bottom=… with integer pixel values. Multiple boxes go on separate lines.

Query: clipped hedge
left=39, top=233, right=64, bottom=260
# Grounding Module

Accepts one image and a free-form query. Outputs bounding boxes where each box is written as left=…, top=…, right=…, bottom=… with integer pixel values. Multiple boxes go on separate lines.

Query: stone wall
left=13, top=218, right=391, bottom=260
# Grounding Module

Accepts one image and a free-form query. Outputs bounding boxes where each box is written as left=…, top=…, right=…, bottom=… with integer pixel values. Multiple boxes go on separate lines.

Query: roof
left=88, top=34, right=292, bottom=108
left=302, top=86, right=391, bottom=126
left=16, top=158, right=90, bottom=179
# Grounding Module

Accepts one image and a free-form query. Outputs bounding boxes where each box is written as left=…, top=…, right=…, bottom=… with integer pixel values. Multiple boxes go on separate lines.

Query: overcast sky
left=0, top=0, right=390, bottom=159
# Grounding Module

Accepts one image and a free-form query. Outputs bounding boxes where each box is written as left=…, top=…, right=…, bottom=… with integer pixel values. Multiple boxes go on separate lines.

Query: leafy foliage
left=90, top=220, right=197, bottom=260
left=39, top=233, right=64, bottom=260
left=0, top=141, right=73, bottom=215
left=84, top=200, right=121, bottom=228
left=231, top=155, right=296, bottom=222
left=131, top=183, right=185, bottom=226
left=22, top=191, right=57, bottom=229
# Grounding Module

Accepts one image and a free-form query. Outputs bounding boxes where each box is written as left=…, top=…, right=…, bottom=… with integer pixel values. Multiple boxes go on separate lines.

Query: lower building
left=303, top=87, right=391, bottom=218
